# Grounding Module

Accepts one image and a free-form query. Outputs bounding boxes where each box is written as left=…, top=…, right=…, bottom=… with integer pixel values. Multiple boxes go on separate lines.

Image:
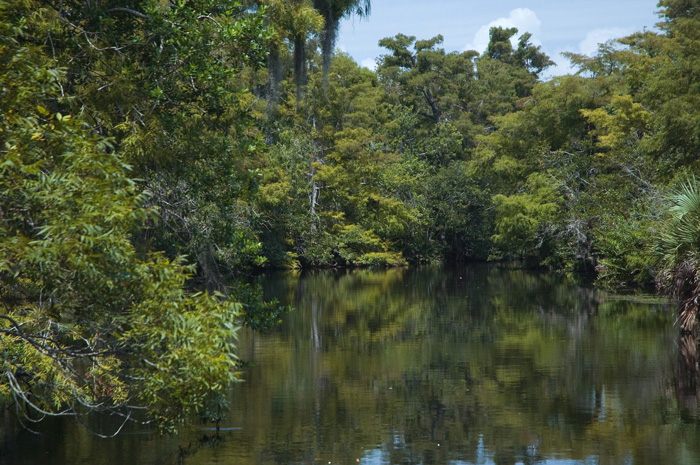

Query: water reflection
left=2, top=264, right=699, bottom=465
left=240, top=265, right=689, bottom=465
left=677, top=332, right=700, bottom=417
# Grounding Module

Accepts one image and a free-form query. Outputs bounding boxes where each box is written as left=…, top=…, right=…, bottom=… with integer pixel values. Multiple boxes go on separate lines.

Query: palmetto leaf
left=669, top=176, right=700, bottom=219
left=658, top=176, right=700, bottom=263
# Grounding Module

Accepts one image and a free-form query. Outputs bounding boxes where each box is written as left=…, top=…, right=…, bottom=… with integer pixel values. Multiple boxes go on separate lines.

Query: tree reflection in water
left=677, top=332, right=699, bottom=416
left=227, top=265, right=697, bottom=465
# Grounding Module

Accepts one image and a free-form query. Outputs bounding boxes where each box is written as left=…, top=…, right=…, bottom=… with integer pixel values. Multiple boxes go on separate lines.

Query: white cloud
left=360, top=57, right=378, bottom=71
left=465, top=8, right=542, bottom=53
left=577, top=27, right=631, bottom=56
left=541, top=58, right=576, bottom=79
left=543, top=27, right=633, bottom=79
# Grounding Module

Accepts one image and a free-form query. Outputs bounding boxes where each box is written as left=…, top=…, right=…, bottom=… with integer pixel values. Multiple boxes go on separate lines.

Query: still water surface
left=2, top=264, right=700, bottom=465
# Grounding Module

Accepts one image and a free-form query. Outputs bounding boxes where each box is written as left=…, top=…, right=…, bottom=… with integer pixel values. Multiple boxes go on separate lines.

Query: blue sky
left=337, top=0, right=662, bottom=78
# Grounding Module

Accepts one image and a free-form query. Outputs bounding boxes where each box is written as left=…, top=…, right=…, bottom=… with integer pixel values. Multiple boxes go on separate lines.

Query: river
left=2, top=264, right=699, bottom=464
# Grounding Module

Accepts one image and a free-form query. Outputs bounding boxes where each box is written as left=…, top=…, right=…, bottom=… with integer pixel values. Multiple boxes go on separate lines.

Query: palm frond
left=658, top=175, right=700, bottom=264
left=669, top=175, right=700, bottom=219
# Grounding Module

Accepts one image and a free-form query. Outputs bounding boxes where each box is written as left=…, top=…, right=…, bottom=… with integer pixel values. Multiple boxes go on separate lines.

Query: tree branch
left=416, top=85, right=441, bottom=122
left=106, top=8, right=150, bottom=20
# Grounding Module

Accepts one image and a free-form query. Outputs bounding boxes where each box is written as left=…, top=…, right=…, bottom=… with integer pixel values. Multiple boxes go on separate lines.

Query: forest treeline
left=3, top=0, right=700, bottom=431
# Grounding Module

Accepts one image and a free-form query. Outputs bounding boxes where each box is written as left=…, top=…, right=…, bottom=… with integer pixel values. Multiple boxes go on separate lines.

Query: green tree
left=256, top=52, right=420, bottom=267
left=491, top=173, right=564, bottom=264
left=22, top=0, right=273, bottom=287
left=614, top=0, right=700, bottom=173
left=475, top=27, right=553, bottom=120
left=377, top=34, right=480, bottom=146
left=0, top=4, right=242, bottom=433
left=298, top=54, right=410, bottom=266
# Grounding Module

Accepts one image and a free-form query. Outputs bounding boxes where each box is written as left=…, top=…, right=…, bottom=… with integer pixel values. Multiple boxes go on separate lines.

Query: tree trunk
left=266, top=45, right=283, bottom=117
left=293, top=35, right=307, bottom=102
left=310, top=174, right=320, bottom=233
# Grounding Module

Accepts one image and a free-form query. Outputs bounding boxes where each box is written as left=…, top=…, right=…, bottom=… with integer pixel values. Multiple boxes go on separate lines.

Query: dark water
left=2, top=264, right=700, bottom=465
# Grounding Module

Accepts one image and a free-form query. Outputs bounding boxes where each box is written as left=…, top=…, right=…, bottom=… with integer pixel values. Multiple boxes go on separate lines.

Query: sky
left=336, top=0, right=663, bottom=78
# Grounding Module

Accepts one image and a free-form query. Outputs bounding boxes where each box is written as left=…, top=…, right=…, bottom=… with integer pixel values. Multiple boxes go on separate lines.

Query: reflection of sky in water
left=354, top=434, right=614, bottom=465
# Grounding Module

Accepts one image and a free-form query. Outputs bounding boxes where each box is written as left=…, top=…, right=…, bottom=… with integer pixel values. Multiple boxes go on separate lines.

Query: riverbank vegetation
left=2, top=0, right=700, bottom=432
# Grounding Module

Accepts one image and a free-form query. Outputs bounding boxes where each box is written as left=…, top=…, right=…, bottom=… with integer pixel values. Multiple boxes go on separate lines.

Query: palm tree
left=656, top=175, right=700, bottom=331
left=260, top=0, right=370, bottom=107
left=312, top=0, right=371, bottom=90
left=258, top=0, right=322, bottom=111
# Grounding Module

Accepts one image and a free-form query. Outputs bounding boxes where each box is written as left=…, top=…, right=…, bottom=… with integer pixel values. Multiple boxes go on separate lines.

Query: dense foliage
left=0, top=0, right=249, bottom=433
left=4, top=0, right=700, bottom=434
